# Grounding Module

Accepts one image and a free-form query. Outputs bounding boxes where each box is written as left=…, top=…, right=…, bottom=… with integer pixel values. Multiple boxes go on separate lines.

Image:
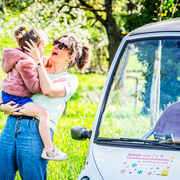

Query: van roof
left=128, top=17, right=180, bottom=36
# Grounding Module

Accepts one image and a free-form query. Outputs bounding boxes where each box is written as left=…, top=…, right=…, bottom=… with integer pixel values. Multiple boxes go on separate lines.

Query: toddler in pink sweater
left=1, top=25, right=67, bottom=161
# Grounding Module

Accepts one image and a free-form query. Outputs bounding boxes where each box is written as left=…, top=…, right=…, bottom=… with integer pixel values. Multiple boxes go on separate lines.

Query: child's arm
left=15, top=56, right=52, bottom=95
left=16, top=59, right=41, bottom=94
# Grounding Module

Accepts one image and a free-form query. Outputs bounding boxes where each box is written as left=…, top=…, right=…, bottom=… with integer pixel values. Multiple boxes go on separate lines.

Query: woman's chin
left=50, top=54, right=57, bottom=60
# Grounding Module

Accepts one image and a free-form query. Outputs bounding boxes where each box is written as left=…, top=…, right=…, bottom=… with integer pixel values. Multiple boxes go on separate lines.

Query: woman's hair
left=58, top=35, right=91, bottom=72
left=14, top=25, right=48, bottom=51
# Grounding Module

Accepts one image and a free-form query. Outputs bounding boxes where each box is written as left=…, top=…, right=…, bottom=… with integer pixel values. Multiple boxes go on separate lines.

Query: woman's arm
left=24, top=40, right=66, bottom=98
left=35, top=65, right=66, bottom=98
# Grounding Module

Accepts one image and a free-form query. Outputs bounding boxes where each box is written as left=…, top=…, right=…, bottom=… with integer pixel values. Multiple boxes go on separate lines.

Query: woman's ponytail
left=58, top=35, right=92, bottom=72
left=76, top=45, right=91, bottom=72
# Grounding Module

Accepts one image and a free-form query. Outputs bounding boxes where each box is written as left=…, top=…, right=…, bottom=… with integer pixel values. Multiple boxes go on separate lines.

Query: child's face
left=37, top=42, right=46, bottom=57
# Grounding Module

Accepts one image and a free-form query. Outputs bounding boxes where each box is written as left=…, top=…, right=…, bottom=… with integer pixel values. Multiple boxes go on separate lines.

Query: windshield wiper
left=119, top=138, right=180, bottom=150
left=97, top=137, right=180, bottom=150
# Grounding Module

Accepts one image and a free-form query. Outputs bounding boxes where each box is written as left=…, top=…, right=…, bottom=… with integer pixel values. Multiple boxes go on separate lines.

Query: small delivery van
left=71, top=18, right=180, bottom=180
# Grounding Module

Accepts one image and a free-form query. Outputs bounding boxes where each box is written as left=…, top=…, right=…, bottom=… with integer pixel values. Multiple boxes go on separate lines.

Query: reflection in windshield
left=99, top=39, right=180, bottom=143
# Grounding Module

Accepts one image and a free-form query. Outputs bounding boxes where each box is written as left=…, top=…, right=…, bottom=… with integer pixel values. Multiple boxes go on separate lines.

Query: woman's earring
left=65, top=59, right=70, bottom=69
left=66, top=59, right=70, bottom=64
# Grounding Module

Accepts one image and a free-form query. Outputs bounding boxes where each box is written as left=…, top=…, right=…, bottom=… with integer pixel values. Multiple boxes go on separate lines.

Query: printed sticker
left=120, top=153, right=175, bottom=176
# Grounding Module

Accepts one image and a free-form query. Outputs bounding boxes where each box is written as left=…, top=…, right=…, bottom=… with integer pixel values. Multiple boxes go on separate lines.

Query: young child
left=1, top=25, right=68, bottom=161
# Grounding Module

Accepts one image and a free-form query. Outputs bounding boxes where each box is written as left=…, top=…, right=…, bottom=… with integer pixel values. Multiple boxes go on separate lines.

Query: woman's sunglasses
left=53, top=40, right=69, bottom=50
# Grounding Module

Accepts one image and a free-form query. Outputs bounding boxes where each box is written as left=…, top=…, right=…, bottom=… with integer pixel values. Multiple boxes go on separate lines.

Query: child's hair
left=58, top=35, right=91, bottom=72
left=14, top=25, right=48, bottom=51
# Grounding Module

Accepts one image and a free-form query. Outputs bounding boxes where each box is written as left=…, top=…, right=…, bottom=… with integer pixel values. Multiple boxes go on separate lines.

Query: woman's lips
left=52, top=52, right=58, bottom=55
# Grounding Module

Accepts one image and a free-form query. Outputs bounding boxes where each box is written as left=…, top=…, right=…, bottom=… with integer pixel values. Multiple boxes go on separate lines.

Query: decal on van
left=120, top=153, right=175, bottom=176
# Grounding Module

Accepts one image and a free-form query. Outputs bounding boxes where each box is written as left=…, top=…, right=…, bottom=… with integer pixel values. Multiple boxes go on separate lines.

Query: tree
left=3, top=0, right=178, bottom=70
left=76, top=0, right=123, bottom=68
left=124, top=0, right=180, bottom=32
left=0, top=0, right=142, bottom=68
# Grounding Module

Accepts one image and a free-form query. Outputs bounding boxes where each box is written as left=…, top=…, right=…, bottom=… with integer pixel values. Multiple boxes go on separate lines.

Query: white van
left=71, top=18, right=180, bottom=180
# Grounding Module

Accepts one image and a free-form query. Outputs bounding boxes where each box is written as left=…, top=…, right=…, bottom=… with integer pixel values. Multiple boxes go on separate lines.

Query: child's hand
left=52, top=77, right=66, bottom=83
left=23, top=39, right=41, bottom=64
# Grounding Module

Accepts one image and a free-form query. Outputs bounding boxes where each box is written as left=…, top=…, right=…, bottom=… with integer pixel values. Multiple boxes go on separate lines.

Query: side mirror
left=71, top=126, right=92, bottom=141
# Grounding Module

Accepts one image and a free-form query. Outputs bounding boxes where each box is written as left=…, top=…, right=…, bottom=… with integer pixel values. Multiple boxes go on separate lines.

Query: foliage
left=0, top=1, right=90, bottom=44
left=1, top=0, right=180, bottom=70
left=0, top=0, right=141, bottom=69
left=124, top=0, right=180, bottom=32
left=2, top=0, right=178, bottom=69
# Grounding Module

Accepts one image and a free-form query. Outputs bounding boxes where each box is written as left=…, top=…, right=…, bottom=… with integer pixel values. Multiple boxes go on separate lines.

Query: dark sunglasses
left=53, top=40, right=69, bottom=50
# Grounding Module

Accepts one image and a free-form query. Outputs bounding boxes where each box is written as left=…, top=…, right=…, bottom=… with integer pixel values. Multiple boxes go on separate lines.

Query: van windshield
left=98, top=38, right=180, bottom=144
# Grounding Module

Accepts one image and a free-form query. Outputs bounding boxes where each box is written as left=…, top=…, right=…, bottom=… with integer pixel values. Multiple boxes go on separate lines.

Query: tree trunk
left=78, top=0, right=123, bottom=68
left=104, top=0, right=122, bottom=68
left=107, top=33, right=122, bottom=68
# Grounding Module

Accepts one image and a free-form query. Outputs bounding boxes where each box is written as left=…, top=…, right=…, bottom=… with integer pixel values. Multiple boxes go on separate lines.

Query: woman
left=0, top=34, right=91, bottom=180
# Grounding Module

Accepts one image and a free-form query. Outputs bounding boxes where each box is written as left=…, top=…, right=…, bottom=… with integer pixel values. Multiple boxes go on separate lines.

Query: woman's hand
left=1, top=101, right=25, bottom=116
left=23, top=39, right=41, bottom=64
